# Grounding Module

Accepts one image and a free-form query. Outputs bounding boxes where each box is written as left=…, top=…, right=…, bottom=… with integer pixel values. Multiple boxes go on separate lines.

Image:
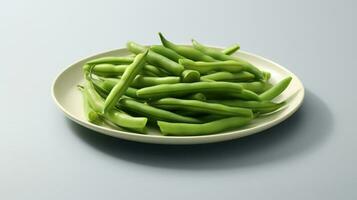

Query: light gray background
left=1, top=0, right=356, bottom=199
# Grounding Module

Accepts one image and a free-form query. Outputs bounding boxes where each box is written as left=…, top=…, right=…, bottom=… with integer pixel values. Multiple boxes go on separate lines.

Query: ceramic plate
left=52, top=46, right=304, bottom=144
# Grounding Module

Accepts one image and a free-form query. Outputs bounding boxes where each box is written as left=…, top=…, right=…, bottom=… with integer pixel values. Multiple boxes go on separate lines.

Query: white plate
left=52, top=46, right=304, bottom=145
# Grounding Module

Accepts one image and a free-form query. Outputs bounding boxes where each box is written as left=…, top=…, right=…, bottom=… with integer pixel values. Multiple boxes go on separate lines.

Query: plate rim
left=51, top=46, right=305, bottom=145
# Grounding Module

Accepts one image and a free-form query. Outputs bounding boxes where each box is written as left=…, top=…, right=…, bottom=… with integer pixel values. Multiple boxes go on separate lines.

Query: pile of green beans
left=79, top=33, right=292, bottom=136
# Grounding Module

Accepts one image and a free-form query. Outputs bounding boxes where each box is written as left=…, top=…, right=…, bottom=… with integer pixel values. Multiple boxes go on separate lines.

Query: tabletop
left=1, top=0, right=356, bottom=199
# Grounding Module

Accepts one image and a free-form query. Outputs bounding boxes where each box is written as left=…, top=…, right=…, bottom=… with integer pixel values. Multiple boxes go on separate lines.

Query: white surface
left=1, top=0, right=356, bottom=200
left=52, top=47, right=304, bottom=144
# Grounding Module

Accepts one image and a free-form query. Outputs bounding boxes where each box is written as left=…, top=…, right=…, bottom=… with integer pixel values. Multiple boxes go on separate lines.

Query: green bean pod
left=126, top=42, right=184, bottom=75
left=158, top=116, right=252, bottom=136
left=201, top=71, right=255, bottom=82
left=208, top=99, right=286, bottom=113
left=89, top=64, right=127, bottom=77
left=259, top=77, right=292, bottom=101
left=119, top=98, right=201, bottom=123
left=179, top=59, right=245, bottom=74
left=191, top=39, right=264, bottom=79
left=91, top=78, right=140, bottom=99
left=78, top=86, right=101, bottom=123
left=159, top=32, right=215, bottom=62
left=143, top=64, right=168, bottom=77
left=150, top=45, right=185, bottom=62
left=237, top=82, right=273, bottom=94
left=99, top=76, right=181, bottom=89
left=136, top=82, right=243, bottom=98
left=86, top=56, right=134, bottom=65
left=222, top=44, right=240, bottom=55
left=151, top=98, right=253, bottom=117
left=103, top=51, right=148, bottom=113
left=181, top=70, right=200, bottom=83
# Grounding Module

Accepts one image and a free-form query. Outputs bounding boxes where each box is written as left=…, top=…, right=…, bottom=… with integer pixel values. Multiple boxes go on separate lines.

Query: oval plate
left=52, top=47, right=304, bottom=145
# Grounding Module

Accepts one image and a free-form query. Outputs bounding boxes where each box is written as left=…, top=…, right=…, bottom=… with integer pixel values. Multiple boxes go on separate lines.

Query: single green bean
left=89, top=64, right=127, bottom=77
left=150, top=45, right=185, bottom=62
left=103, top=51, right=148, bottom=113
left=237, top=82, right=273, bottom=94
left=99, top=76, right=181, bottom=89
left=126, top=42, right=184, bottom=75
left=136, top=82, right=243, bottom=98
left=259, top=77, right=292, bottom=101
left=86, top=56, right=134, bottom=65
left=222, top=44, right=240, bottom=55
left=159, top=32, right=215, bottom=62
left=231, top=89, right=261, bottom=101
left=191, top=39, right=264, bottom=79
left=179, top=59, right=245, bottom=74
left=119, top=98, right=201, bottom=123
left=151, top=98, right=253, bottom=117
left=208, top=99, right=286, bottom=113
left=78, top=86, right=101, bottom=123
left=181, top=70, right=200, bottom=83
left=158, top=116, right=252, bottom=136
left=201, top=71, right=255, bottom=82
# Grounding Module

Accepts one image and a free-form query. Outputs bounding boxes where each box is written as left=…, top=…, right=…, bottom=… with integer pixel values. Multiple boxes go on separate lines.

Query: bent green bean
left=158, top=116, right=252, bottom=136
left=87, top=56, right=134, bottom=65
left=159, top=32, right=215, bottom=62
left=259, top=77, right=292, bottom=101
left=151, top=98, right=253, bottom=117
left=103, top=51, right=148, bottom=113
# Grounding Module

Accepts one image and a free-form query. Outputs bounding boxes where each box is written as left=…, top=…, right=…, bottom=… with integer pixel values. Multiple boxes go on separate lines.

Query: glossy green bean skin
left=181, top=70, right=200, bottom=83
left=150, top=45, right=185, bottom=62
left=179, top=59, right=245, bottom=74
left=159, top=33, right=215, bottom=62
left=158, top=116, right=252, bottom=136
left=222, top=44, right=240, bottom=55
left=201, top=71, right=255, bottom=82
left=119, top=98, right=201, bottom=123
left=192, top=39, right=263, bottom=79
left=104, top=51, right=148, bottom=113
left=89, top=64, right=127, bottom=77
left=126, top=42, right=184, bottom=75
left=259, top=77, right=292, bottom=101
left=151, top=98, right=253, bottom=117
left=87, top=56, right=134, bottom=65
left=136, top=82, right=243, bottom=98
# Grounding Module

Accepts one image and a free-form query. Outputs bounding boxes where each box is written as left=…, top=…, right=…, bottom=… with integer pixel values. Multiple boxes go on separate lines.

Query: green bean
left=185, top=93, right=206, bottom=101
left=158, top=116, right=252, bottom=136
left=151, top=98, right=253, bottom=117
left=99, top=76, right=180, bottom=89
left=119, top=98, right=201, bottom=123
left=150, top=45, right=185, bottom=62
left=237, top=82, right=273, bottom=94
left=222, top=44, right=240, bottom=55
left=143, top=64, right=168, bottom=77
left=132, top=75, right=181, bottom=88
left=88, top=64, right=127, bottom=77
left=259, top=77, right=292, bottom=101
left=181, top=70, right=200, bottom=83
left=208, top=99, right=286, bottom=113
left=91, top=78, right=140, bottom=99
left=126, top=41, right=184, bottom=75
left=86, top=56, right=134, bottom=65
left=191, top=39, right=264, bottom=79
left=201, top=71, right=255, bottom=82
left=179, top=59, right=245, bottom=74
left=136, top=82, right=243, bottom=98
left=231, top=89, right=260, bottom=101
left=78, top=86, right=101, bottom=123
left=103, top=51, right=148, bottom=113
left=158, top=33, right=215, bottom=62
left=83, top=82, right=147, bottom=130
